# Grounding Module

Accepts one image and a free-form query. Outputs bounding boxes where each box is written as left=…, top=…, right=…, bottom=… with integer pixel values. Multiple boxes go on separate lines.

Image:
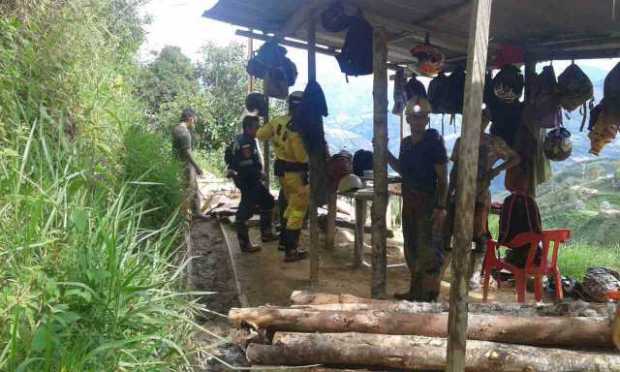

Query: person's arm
left=435, top=162, right=448, bottom=209
left=387, top=151, right=401, bottom=174
left=186, top=149, right=203, bottom=175
left=489, top=138, right=521, bottom=179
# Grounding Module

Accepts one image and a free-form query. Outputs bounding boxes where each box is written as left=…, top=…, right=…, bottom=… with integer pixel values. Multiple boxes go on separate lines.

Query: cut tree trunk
left=246, top=332, right=620, bottom=372
left=289, top=291, right=611, bottom=317
left=229, top=307, right=614, bottom=348
left=291, top=301, right=612, bottom=318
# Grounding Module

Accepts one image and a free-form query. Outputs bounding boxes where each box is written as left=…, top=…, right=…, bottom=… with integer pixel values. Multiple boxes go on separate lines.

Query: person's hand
left=432, top=208, right=447, bottom=231
left=226, top=169, right=237, bottom=179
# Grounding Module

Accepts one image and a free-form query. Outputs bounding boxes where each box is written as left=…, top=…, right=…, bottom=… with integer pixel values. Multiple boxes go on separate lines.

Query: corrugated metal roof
left=204, top=0, right=620, bottom=64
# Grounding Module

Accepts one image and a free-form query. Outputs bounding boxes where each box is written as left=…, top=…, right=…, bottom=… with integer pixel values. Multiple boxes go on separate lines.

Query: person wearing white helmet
left=256, top=91, right=308, bottom=262
left=388, top=96, right=449, bottom=302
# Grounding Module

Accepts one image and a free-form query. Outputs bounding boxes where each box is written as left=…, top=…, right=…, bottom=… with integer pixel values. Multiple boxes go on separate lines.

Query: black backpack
left=405, top=74, right=427, bottom=100
left=353, top=149, right=373, bottom=177
left=335, top=16, right=373, bottom=78
left=428, top=72, right=451, bottom=114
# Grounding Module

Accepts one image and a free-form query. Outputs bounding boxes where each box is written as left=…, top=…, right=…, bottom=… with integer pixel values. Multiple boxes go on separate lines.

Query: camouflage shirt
left=172, top=123, right=192, bottom=162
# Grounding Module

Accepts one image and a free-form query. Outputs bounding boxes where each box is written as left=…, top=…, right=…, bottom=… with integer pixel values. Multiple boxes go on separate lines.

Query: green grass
left=0, top=3, right=202, bottom=370
left=557, top=243, right=620, bottom=279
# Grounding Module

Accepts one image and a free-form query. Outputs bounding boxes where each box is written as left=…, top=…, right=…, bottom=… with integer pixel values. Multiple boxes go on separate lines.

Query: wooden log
left=246, top=332, right=620, bottom=372
left=229, top=307, right=614, bottom=348
left=291, top=302, right=612, bottom=318
left=448, top=0, right=494, bottom=370
left=289, top=291, right=612, bottom=317
left=371, top=26, right=389, bottom=299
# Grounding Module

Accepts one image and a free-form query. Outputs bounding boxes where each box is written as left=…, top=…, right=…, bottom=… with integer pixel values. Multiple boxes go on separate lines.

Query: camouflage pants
left=402, top=188, right=444, bottom=302
left=181, top=164, right=202, bottom=218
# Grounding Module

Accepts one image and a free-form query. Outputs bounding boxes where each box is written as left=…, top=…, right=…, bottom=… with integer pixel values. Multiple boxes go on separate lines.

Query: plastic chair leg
left=554, top=269, right=564, bottom=300
left=534, top=274, right=543, bottom=302
left=515, top=273, right=526, bottom=303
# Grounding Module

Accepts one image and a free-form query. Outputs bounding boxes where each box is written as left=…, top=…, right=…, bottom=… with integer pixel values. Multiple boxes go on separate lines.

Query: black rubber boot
left=278, top=222, right=287, bottom=251
left=284, top=229, right=307, bottom=262
left=235, top=222, right=260, bottom=253
left=259, top=210, right=278, bottom=243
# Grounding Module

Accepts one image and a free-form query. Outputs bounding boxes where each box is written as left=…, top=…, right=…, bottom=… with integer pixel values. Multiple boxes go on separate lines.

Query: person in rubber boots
left=225, top=115, right=278, bottom=253
left=447, top=109, right=520, bottom=289
left=388, top=97, right=449, bottom=302
left=256, top=91, right=308, bottom=262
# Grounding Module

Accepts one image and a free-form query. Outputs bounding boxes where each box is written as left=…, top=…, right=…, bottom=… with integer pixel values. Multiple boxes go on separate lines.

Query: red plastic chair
left=482, top=229, right=571, bottom=303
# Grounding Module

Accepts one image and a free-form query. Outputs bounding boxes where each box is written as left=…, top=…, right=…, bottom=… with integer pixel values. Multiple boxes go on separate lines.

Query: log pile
left=228, top=291, right=620, bottom=371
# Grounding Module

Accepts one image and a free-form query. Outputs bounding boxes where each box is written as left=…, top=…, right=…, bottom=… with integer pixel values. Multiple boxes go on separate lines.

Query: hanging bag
left=558, top=62, right=593, bottom=131
left=335, top=15, right=373, bottom=78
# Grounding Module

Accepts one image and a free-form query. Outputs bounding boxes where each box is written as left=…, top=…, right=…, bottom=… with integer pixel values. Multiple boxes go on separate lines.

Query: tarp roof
left=204, top=0, right=620, bottom=65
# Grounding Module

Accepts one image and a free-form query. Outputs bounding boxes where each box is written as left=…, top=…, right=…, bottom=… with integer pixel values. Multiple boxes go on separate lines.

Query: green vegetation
left=0, top=1, right=201, bottom=370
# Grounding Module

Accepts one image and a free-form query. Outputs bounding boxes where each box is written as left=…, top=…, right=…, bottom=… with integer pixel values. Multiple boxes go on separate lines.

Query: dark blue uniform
left=225, top=134, right=275, bottom=248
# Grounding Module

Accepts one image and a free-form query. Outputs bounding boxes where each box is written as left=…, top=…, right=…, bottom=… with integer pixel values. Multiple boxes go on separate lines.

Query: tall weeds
left=0, top=1, right=199, bottom=370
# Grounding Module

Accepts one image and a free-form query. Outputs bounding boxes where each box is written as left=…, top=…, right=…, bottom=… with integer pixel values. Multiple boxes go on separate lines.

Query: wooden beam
left=307, top=16, right=320, bottom=287
left=278, top=0, right=329, bottom=38
left=354, top=198, right=366, bottom=269
left=371, top=27, right=389, bottom=299
left=364, top=13, right=467, bottom=52
left=446, top=0, right=493, bottom=371
left=236, top=30, right=339, bottom=57
left=389, top=0, right=472, bottom=45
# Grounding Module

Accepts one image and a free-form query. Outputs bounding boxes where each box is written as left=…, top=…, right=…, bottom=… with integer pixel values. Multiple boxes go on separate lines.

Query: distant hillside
left=536, top=159, right=620, bottom=246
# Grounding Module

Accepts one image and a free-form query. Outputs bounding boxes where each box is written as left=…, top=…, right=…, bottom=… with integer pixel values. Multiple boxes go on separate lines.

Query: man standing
left=225, top=116, right=278, bottom=252
left=257, top=91, right=308, bottom=262
left=172, top=108, right=204, bottom=219
left=448, top=109, right=520, bottom=289
left=388, top=97, right=449, bottom=301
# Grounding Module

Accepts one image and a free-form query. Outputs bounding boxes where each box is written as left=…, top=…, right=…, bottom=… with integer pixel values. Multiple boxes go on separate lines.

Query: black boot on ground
left=278, top=224, right=287, bottom=251
left=283, top=229, right=307, bottom=262
left=259, top=210, right=278, bottom=243
left=235, top=222, right=260, bottom=253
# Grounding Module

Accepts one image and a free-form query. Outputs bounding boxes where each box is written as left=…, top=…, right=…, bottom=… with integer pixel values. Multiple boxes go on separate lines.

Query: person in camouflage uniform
left=172, top=108, right=205, bottom=219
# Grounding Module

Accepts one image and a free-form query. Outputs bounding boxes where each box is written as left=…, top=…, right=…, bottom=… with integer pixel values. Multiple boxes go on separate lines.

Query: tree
left=137, top=45, right=198, bottom=114
left=196, top=41, right=248, bottom=151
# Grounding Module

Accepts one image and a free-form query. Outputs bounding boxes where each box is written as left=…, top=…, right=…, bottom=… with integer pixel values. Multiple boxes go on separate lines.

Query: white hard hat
left=338, top=174, right=364, bottom=193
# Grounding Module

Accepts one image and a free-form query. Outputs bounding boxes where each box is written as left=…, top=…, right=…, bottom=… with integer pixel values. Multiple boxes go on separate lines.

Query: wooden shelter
left=203, top=1, right=620, bottom=370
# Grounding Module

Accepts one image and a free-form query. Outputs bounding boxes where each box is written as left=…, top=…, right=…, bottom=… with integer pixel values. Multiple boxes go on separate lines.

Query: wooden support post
left=261, top=99, right=271, bottom=188
left=371, top=27, right=388, bottom=299
left=353, top=198, right=366, bottom=269
left=307, top=16, right=320, bottom=286
left=325, top=192, right=337, bottom=250
left=446, top=0, right=493, bottom=371
left=247, top=33, right=255, bottom=93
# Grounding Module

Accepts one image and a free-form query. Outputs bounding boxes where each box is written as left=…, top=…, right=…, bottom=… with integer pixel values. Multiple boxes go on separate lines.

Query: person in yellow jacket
left=256, top=91, right=308, bottom=262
